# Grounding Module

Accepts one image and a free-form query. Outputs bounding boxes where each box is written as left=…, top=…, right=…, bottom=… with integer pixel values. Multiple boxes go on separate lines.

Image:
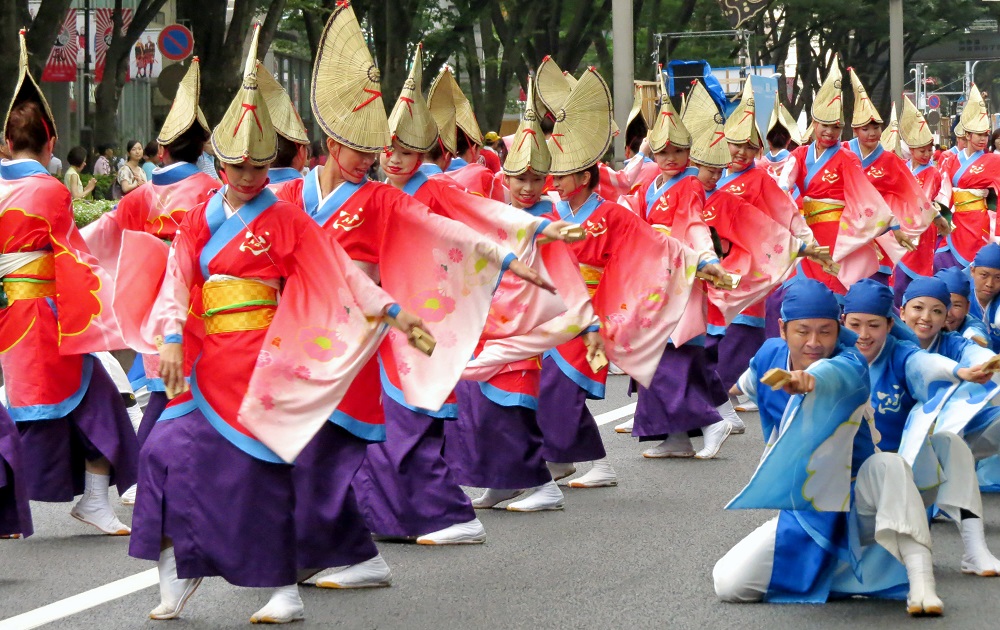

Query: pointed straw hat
left=4, top=29, right=57, bottom=141
left=724, top=78, right=761, bottom=147
left=648, top=79, right=690, bottom=152
left=427, top=66, right=483, bottom=153
left=157, top=58, right=210, bottom=145
left=899, top=97, right=934, bottom=148
left=256, top=61, right=309, bottom=145
left=625, top=80, right=660, bottom=141
left=954, top=122, right=966, bottom=138
left=848, top=68, right=882, bottom=128
left=547, top=67, right=613, bottom=175
left=310, top=2, right=390, bottom=153
left=211, top=24, right=276, bottom=166
left=880, top=103, right=903, bottom=156
left=767, top=100, right=802, bottom=146
left=503, top=76, right=551, bottom=176
left=536, top=56, right=575, bottom=119
left=388, top=45, right=438, bottom=152
left=685, top=82, right=729, bottom=167
left=812, top=59, right=844, bottom=126
left=960, top=83, right=990, bottom=134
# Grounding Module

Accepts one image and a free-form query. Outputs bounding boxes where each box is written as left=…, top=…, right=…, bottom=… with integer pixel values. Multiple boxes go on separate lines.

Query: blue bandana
left=781, top=278, right=841, bottom=322
left=903, top=276, right=951, bottom=309
left=973, top=243, right=1000, bottom=270
left=843, top=278, right=894, bottom=317
left=934, top=267, right=972, bottom=300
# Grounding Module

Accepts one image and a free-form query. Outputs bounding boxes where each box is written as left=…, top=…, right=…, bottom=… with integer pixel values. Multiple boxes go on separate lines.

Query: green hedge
left=79, top=174, right=116, bottom=200
left=73, top=199, right=115, bottom=227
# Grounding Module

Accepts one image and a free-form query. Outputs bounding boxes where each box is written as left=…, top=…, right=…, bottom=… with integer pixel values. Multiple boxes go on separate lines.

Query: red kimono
left=938, top=150, right=1000, bottom=265
left=897, top=162, right=950, bottom=278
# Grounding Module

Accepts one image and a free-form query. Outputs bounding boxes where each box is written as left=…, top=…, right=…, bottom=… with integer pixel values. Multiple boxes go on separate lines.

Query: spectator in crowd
left=308, top=138, right=327, bottom=170
left=116, top=139, right=147, bottom=197
left=47, top=153, right=62, bottom=177
left=990, top=127, right=1000, bottom=153
left=196, top=140, right=220, bottom=181
left=141, top=141, right=159, bottom=180
left=65, top=146, right=97, bottom=200
left=93, top=144, right=114, bottom=175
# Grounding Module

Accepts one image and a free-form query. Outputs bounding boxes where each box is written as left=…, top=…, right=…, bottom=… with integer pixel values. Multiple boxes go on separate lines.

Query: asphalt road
left=2, top=375, right=998, bottom=629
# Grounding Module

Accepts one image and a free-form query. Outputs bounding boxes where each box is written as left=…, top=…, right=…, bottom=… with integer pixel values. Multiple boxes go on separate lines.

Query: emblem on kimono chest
left=821, top=169, right=839, bottom=184
left=867, top=167, right=885, bottom=179
left=584, top=218, right=608, bottom=238
left=970, top=165, right=985, bottom=175
left=332, top=207, right=365, bottom=232
left=875, top=385, right=903, bottom=414
left=701, top=206, right=718, bottom=222
left=725, top=183, right=745, bottom=195
left=239, top=230, right=272, bottom=256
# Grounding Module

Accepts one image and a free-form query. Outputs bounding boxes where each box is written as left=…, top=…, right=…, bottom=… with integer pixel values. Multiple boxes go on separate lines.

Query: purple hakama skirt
left=135, top=391, right=167, bottom=448
left=535, top=357, right=607, bottom=464
left=705, top=324, right=766, bottom=391
left=764, top=284, right=788, bottom=339
left=447, top=381, right=550, bottom=489
left=632, top=344, right=725, bottom=441
left=354, top=397, right=474, bottom=538
left=292, top=421, right=379, bottom=569
left=0, top=407, right=32, bottom=538
left=934, top=248, right=962, bottom=272
left=129, top=409, right=298, bottom=587
left=16, top=361, right=138, bottom=502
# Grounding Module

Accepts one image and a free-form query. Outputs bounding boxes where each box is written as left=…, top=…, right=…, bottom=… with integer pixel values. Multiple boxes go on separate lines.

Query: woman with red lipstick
left=892, top=98, right=953, bottom=307
left=935, top=84, right=1000, bottom=270
left=128, top=26, right=425, bottom=623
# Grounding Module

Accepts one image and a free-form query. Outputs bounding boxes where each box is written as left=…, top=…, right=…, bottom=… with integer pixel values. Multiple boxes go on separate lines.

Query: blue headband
left=934, top=267, right=972, bottom=300
left=781, top=278, right=841, bottom=322
left=903, top=276, right=951, bottom=309
left=843, top=278, right=894, bottom=317
left=973, top=243, right=1000, bottom=270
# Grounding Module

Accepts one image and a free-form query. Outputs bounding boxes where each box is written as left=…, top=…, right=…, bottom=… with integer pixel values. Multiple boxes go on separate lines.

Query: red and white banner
left=41, top=9, right=78, bottom=82
left=93, top=8, right=133, bottom=83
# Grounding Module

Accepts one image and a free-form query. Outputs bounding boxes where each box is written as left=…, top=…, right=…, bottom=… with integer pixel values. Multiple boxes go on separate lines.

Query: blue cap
left=902, top=276, right=951, bottom=309
left=934, top=267, right=972, bottom=300
left=843, top=278, right=894, bottom=317
left=973, top=243, right=1000, bottom=270
left=781, top=278, right=841, bottom=322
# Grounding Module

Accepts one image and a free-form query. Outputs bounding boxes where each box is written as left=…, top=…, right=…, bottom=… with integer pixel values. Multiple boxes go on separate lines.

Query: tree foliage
left=0, top=0, right=73, bottom=111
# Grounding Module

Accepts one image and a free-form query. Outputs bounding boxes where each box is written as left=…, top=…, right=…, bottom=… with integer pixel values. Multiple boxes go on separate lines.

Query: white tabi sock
left=960, top=517, right=1000, bottom=576
left=899, top=536, right=943, bottom=616
left=71, top=471, right=130, bottom=535
left=471, top=488, right=523, bottom=508
left=150, top=546, right=202, bottom=620
left=716, top=400, right=745, bottom=433
left=506, top=480, right=565, bottom=512
left=250, top=585, right=305, bottom=624
left=567, top=458, right=618, bottom=488
left=546, top=461, right=577, bottom=481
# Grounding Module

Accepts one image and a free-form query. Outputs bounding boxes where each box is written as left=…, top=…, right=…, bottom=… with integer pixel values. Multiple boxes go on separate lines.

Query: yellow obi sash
left=3, top=254, right=56, bottom=303
left=803, top=200, right=845, bottom=226
left=580, top=264, right=604, bottom=298
left=953, top=190, right=988, bottom=213
left=202, top=279, right=278, bottom=335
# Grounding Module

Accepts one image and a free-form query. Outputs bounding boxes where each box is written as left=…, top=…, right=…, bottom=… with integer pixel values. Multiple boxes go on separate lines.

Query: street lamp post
left=612, top=0, right=633, bottom=166
left=889, top=0, right=904, bottom=104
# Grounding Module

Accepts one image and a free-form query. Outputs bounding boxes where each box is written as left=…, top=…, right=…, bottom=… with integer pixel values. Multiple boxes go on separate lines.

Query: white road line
left=0, top=568, right=157, bottom=630
left=0, top=402, right=638, bottom=628
left=593, top=402, right=636, bottom=426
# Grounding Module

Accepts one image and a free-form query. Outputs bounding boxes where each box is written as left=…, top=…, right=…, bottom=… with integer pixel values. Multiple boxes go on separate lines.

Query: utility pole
left=82, top=0, right=92, bottom=150
left=612, top=0, right=633, bottom=166
left=889, top=0, right=904, bottom=105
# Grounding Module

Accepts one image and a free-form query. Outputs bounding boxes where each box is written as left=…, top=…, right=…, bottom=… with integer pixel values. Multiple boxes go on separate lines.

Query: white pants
left=921, top=432, right=982, bottom=520
left=713, top=452, right=931, bottom=602
left=966, top=416, right=1000, bottom=461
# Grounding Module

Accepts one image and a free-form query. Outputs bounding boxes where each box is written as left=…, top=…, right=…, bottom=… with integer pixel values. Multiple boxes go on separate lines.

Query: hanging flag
left=717, top=0, right=769, bottom=28
left=41, top=9, right=78, bottom=82
left=93, top=8, right=133, bottom=83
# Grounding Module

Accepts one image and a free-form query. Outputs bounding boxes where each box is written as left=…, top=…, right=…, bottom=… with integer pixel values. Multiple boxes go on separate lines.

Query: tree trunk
left=0, top=0, right=73, bottom=105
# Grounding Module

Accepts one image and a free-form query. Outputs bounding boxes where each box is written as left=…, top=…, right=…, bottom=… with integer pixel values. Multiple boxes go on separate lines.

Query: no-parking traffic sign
left=158, top=24, right=193, bottom=61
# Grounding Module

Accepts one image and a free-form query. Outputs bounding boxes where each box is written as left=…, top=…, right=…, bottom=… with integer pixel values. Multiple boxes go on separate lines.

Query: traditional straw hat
left=536, top=56, right=575, bottom=119
left=547, top=67, right=613, bottom=175
left=256, top=61, right=309, bottom=145
left=503, top=76, right=551, bottom=176
left=812, top=59, right=844, bottom=126
left=899, top=97, right=934, bottom=148
left=724, top=78, right=761, bottom=147
left=157, top=58, right=210, bottom=145
left=955, top=122, right=966, bottom=138
left=880, top=103, right=903, bottom=156
left=960, top=83, right=990, bottom=134
left=310, top=2, right=390, bottom=153
left=848, top=68, right=882, bottom=128
left=211, top=24, right=276, bottom=166
left=648, top=80, right=690, bottom=152
left=767, top=100, right=803, bottom=146
left=685, top=81, right=729, bottom=167
left=388, top=45, right=438, bottom=152
left=427, top=66, right=483, bottom=154
left=625, top=80, right=660, bottom=142
left=4, top=30, right=57, bottom=141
